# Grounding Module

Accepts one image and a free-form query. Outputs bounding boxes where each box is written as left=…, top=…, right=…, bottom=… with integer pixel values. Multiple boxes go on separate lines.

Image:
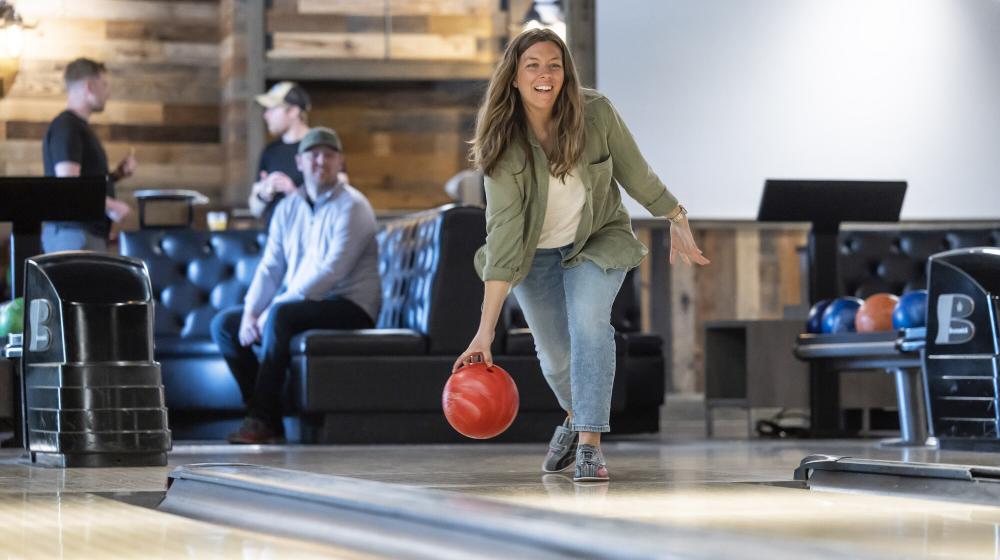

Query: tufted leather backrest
left=838, top=227, right=1000, bottom=298
left=120, top=230, right=265, bottom=339
left=376, top=204, right=486, bottom=354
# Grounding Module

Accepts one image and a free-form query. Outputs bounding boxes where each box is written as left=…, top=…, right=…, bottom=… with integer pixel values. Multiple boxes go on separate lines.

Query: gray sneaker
left=542, top=417, right=578, bottom=473
left=574, top=444, right=609, bottom=482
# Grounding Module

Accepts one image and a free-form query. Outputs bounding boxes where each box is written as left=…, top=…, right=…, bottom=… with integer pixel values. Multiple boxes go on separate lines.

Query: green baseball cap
left=298, top=127, right=343, bottom=154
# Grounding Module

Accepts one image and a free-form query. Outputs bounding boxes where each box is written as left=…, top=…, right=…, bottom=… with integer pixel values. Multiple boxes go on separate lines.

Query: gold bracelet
left=667, top=204, right=688, bottom=224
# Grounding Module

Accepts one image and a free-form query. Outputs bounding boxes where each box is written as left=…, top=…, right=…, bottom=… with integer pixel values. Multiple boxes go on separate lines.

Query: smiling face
left=513, top=40, right=564, bottom=117
left=296, top=144, right=342, bottom=189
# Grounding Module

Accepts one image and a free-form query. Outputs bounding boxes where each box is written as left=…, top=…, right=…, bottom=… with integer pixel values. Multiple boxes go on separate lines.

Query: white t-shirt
left=537, top=171, right=585, bottom=249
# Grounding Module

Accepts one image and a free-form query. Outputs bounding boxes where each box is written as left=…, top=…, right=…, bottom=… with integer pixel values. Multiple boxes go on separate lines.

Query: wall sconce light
left=520, top=0, right=566, bottom=39
left=0, top=0, right=24, bottom=59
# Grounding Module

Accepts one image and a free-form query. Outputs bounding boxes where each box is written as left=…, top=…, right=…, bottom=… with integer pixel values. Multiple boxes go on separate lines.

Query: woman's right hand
left=452, top=331, right=495, bottom=372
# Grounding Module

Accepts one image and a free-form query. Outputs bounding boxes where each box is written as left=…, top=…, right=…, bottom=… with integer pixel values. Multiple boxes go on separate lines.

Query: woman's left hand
left=669, top=216, right=710, bottom=266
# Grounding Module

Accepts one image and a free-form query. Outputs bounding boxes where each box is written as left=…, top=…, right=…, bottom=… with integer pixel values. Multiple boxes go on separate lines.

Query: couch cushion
left=290, top=355, right=561, bottom=412
left=505, top=329, right=662, bottom=357
left=505, top=328, right=535, bottom=356
left=292, top=329, right=427, bottom=356
left=154, top=336, right=219, bottom=356
left=619, top=332, right=663, bottom=356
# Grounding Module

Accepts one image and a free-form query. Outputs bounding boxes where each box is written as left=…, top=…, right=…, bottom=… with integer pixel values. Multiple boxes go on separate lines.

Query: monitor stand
left=0, top=177, right=106, bottom=449
left=758, top=179, right=907, bottom=435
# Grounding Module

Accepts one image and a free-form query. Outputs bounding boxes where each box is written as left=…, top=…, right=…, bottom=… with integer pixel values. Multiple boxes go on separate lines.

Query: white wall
left=596, top=0, right=1000, bottom=219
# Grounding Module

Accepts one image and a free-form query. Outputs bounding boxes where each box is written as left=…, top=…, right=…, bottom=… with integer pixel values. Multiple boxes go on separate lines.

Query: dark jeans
left=210, top=297, right=374, bottom=424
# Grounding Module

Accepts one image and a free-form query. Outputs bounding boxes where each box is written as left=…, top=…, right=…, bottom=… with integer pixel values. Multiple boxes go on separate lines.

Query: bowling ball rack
left=795, top=328, right=929, bottom=446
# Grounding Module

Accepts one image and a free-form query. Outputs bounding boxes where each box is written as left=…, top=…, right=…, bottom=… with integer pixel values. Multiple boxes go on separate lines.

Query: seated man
left=211, top=127, right=381, bottom=444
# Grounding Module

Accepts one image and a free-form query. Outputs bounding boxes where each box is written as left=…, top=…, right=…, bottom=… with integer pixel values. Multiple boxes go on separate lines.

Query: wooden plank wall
left=219, top=0, right=253, bottom=207
left=264, top=0, right=506, bottom=210
left=307, top=81, right=482, bottom=210
left=268, top=0, right=503, bottom=62
left=0, top=0, right=224, bottom=229
left=658, top=225, right=809, bottom=394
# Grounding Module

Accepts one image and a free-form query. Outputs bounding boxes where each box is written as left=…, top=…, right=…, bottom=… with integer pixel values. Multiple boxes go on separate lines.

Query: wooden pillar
left=564, top=0, right=596, bottom=88
left=220, top=0, right=266, bottom=207
left=245, top=0, right=266, bottom=192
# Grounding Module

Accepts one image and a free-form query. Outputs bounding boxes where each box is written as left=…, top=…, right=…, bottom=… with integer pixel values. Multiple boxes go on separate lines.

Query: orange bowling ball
left=442, top=362, right=519, bottom=439
left=855, top=292, right=900, bottom=332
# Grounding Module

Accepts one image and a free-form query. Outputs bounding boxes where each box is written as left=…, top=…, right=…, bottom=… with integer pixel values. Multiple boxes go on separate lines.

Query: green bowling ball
left=0, top=297, right=24, bottom=336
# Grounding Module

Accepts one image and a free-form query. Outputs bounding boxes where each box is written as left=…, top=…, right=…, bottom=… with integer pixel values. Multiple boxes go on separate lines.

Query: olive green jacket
left=474, top=89, right=679, bottom=287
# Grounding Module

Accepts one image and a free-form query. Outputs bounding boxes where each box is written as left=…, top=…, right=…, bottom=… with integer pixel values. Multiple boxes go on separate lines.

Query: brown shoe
left=226, top=417, right=285, bottom=444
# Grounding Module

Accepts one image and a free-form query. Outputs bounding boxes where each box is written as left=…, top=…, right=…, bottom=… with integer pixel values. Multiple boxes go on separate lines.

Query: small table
left=704, top=320, right=810, bottom=437
left=133, top=189, right=209, bottom=229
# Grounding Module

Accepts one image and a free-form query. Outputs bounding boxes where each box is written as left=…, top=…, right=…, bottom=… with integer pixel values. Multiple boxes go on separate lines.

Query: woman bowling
left=453, top=29, right=709, bottom=482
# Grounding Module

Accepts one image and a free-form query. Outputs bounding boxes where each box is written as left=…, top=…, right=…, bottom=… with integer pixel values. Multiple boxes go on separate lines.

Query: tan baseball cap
left=255, top=81, right=311, bottom=111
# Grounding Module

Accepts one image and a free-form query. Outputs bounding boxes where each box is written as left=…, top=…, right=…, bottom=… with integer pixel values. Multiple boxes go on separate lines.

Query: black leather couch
left=121, top=204, right=665, bottom=442
left=120, top=230, right=264, bottom=438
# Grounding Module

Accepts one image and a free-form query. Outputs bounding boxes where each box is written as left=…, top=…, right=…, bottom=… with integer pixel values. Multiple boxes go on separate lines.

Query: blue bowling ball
left=820, top=297, right=864, bottom=334
left=892, top=289, right=928, bottom=329
left=806, top=299, right=832, bottom=334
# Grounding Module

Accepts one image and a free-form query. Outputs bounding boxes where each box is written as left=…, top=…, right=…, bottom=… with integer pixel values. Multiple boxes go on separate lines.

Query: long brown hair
left=471, top=29, right=585, bottom=180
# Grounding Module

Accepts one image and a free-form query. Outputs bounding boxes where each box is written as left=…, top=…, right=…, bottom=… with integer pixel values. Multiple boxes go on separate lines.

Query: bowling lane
left=172, top=439, right=1000, bottom=559
left=0, top=492, right=377, bottom=559
left=6, top=438, right=1000, bottom=558
left=462, top=477, right=1000, bottom=560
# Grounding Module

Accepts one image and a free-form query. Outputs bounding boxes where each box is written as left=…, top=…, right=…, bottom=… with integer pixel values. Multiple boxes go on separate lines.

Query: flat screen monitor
left=0, top=176, right=106, bottom=223
left=757, top=180, right=907, bottom=231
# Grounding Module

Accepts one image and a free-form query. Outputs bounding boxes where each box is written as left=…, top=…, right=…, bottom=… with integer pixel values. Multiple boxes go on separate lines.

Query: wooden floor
left=0, top=433, right=998, bottom=558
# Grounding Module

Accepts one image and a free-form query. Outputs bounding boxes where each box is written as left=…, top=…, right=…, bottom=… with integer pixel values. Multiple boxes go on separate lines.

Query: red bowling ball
left=855, top=292, right=900, bottom=333
left=442, top=362, right=519, bottom=439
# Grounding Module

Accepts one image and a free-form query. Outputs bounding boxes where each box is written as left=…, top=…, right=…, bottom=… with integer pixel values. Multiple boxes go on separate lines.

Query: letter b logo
left=934, top=294, right=975, bottom=345
left=28, top=299, right=52, bottom=352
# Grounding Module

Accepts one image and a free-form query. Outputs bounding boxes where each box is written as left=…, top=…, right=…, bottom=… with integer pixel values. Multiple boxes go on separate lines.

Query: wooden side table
left=704, top=320, right=809, bottom=436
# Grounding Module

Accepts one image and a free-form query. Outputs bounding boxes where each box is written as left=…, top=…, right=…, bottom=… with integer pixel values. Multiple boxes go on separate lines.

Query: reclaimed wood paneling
left=0, top=1, right=225, bottom=225
left=296, top=0, right=494, bottom=16
left=270, top=32, right=387, bottom=59
left=217, top=0, right=265, bottom=206
left=267, top=0, right=502, bottom=64
left=17, top=1, right=218, bottom=23
left=660, top=225, right=810, bottom=394
left=307, top=81, right=480, bottom=210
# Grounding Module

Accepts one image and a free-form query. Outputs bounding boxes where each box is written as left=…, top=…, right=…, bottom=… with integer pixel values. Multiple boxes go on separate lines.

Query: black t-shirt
left=257, top=139, right=303, bottom=226
left=43, top=110, right=115, bottom=235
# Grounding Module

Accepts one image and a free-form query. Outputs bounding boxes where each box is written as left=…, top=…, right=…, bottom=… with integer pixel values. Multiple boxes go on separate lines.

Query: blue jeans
left=513, top=246, right=626, bottom=433
left=42, top=223, right=107, bottom=252
left=210, top=298, right=374, bottom=424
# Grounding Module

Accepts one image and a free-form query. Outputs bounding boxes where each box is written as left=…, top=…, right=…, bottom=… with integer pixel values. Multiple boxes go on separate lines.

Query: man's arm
left=248, top=172, right=269, bottom=217
left=53, top=161, right=81, bottom=177
left=242, top=205, right=289, bottom=317
left=274, top=200, right=376, bottom=303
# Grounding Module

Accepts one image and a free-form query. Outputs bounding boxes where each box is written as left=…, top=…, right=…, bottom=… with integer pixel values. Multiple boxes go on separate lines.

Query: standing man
left=42, top=57, right=135, bottom=252
left=211, top=127, right=381, bottom=444
left=249, top=81, right=312, bottom=227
